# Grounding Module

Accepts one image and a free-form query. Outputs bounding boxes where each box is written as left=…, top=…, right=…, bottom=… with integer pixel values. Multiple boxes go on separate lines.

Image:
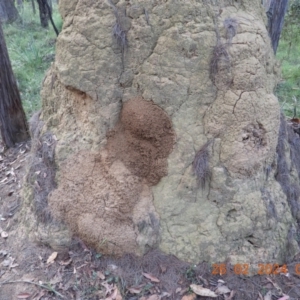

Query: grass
left=3, top=1, right=62, bottom=118
left=276, top=26, right=300, bottom=117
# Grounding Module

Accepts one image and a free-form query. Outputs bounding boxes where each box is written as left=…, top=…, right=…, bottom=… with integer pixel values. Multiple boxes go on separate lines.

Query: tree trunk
left=37, top=0, right=49, bottom=28
left=31, top=0, right=36, bottom=15
left=0, top=21, right=29, bottom=148
left=16, top=0, right=23, bottom=11
left=0, top=0, right=20, bottom=23
left=267, top=0, right=289, bottom=53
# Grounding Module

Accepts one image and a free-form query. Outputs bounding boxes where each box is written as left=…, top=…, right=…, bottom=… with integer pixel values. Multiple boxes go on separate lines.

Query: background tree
left=0, top=21, right=29, bottom=148
left=36, top=0, right=58, bottom=35
left=266, top=0, right=289, bottom=53
left=31, top=0, right=36, bottom=14
left=15, top=0, right=23, bottom=11
left=0, top=0, right=20, bottom=23
left=36, top=0, right=48, bottom=27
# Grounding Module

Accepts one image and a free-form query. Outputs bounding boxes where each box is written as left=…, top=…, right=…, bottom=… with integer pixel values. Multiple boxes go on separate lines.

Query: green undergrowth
left=3, top=2, right=62, bottom=117
left=276, top=37, right=300, bottom=117
left=276, top=1, right=300, bottom=117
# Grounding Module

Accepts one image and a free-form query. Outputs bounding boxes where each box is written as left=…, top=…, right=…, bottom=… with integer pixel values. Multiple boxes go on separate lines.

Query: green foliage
left=3, top=1, right=62, bottom=117
left=276, top=0, right=300, bottom=117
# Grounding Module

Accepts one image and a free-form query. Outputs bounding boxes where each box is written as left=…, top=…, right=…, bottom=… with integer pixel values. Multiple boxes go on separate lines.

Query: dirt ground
left=1, top=139, right=300, bottom=300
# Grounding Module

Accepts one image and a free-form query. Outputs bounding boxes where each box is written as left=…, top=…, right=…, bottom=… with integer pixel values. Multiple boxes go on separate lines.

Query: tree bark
left=0, top=21, right=29, bottom=148
left=0, top=0, right=20, bottom=23
left=37, top=0, right=49, bottom=28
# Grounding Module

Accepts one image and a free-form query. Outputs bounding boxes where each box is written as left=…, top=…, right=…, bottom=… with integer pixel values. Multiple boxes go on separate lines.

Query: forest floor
left=1, top=139, right=300, bottom=300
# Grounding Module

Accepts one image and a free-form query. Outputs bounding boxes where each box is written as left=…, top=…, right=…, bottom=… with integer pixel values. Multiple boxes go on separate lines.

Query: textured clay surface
left=24, top=0, right=299, bottom=264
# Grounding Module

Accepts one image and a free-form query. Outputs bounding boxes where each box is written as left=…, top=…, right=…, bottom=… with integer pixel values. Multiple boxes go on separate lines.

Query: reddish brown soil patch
left=48, top=98, right=175, bottom=256
left=107, top=97, right=175, bottom=185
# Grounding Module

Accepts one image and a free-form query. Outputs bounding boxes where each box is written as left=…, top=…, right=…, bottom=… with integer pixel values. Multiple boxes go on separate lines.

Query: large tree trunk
left=0, top=0, right=20, bottom=23
left=37, top=0, right=49, bottom=28
left=0, top=21, right=29, bottom=148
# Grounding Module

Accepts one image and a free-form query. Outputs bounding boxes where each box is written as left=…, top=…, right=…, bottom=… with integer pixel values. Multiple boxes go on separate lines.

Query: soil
left=1, top=139, right=300, bottom=300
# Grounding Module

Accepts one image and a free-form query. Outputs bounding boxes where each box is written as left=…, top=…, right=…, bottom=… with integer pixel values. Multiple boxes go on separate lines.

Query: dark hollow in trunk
left=0, top=21, right=29, bottom=148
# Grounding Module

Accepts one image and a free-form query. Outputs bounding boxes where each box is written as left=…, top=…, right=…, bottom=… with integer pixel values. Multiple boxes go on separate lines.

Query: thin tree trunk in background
left=37, top=0, right=49, bottom=28
left=31, top=0, right=36, bottom=15
left=0, top=21, right=29, bottom=148
left=0, top=0, right=20, bottom=23
left=16, top=0, right=23, bottom=11
left=266, top=0, right=289, bottom=54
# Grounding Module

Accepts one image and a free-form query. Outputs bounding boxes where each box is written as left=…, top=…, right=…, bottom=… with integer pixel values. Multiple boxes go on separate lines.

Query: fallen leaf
left=143, top=272, right=160, bottom=283
left=17, top=293, right=31, bottom=299
left=257, top=292, right=263, bottom=300
left=1, top=231, right=8, bottom=238
left=160, top=292, right=170, bottom=298
left=224, top=290, right=236, bottom=300
left=108, top=288, right=118, bottom=300
left=264, top=291, right=272, bottom=300
left=159, top=264, right=167, bottom=273
left=181, top=294, right=196, bottom=300
left=190, top=284, right=217, bottom=297
left=46, top=252, right=58, bottom=264
left=277, top=295, right=289, bottom=300
left=215, top=285, right=231, bottom=294
left=115, top=286, right=122, bottom=300
left=147, top=295, right=160, bottom=300
left=128, top=287, right=142, bottom=294
left=97, top=271, right=105, bottom=280
left=59, top=258, right=72, bottom=266
left=102, top=282, right=115, bottom=296
left=176, top=287, right=182, bottom=294
left=10, top=262, right=19, bottom=268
